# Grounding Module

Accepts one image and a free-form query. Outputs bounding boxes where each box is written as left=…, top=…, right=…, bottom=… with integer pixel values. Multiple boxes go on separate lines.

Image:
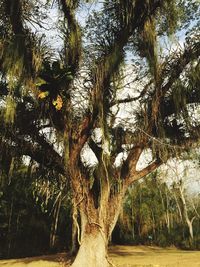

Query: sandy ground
left=109, top=245, right=200, bottom=267
left=0, top=246, right=200, bottom=267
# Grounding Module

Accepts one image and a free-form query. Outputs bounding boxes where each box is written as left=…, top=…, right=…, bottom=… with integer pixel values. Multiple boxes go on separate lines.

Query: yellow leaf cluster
left=52, top=95, right=63, bottom=110
left=38, top=91, right=49, bottom=99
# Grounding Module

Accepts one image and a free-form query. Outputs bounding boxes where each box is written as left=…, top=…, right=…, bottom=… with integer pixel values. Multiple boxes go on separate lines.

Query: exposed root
left=106, top=255, right=117, bottom=267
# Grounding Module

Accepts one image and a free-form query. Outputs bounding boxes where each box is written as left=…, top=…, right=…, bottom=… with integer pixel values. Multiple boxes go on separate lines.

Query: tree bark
left=71, top=201, right=79, bottom=255
left=70, top=202, right=111, bottom=267
left=69, top=169, right=124, bottom=267
left=70, top=195, right=123, bottom=267
left=71, top=226, right=109, bottom=267
left=179, top=186, right=195, bottom=241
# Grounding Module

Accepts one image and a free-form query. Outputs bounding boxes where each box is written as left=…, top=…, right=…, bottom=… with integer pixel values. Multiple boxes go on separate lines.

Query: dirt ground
left=0, top=245, right=200, bottom=267
left=109, top=245, right=200, bottom=267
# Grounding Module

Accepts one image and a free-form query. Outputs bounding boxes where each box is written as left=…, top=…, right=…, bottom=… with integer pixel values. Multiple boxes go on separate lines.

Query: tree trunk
left=68, top=162, right=125, bottom=267
left=179, top=186, right=195, bottom=241
left=173, top=191, right=183, bottom=223
left=71, top=201, right=79, bottom=255
left=50, top=195, right=61, bottom=250
left=165, top=189, right=171, bottom=233
left=186, top=218, right=194, bottom=240
left=151, top=209, right=156, bottom=239
left=69, top=181, right=123, bottom=266
left=7, top=198, right=14, bottom=257
left=71, top=226, right=109, bottom=267
left=70, top=195, right=123, bottom=267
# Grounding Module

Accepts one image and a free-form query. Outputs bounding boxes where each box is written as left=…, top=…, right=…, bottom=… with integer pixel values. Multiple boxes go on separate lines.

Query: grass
left=0, top=246, right=200, bottom=267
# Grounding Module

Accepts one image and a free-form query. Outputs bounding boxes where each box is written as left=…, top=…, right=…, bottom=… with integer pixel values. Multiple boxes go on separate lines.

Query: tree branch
left=121, top=146, right=143, bottom=180
left=60, top=0, right=81, bottom=75
left=110, top=80, right=153, bottom=107
left=0, top=124, right=66, bottom=175
left=88, top=137, right=102, bottom=162
left=161, top=42, right=200, bottom=97
left=75, top=0, right=164, bottom=158
left=1, top=136, right=66, bottom=175
left=126, top=159, right=162, bottom=186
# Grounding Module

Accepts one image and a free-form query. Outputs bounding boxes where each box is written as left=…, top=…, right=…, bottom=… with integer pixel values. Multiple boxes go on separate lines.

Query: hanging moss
left=4, top=95, right=17, bottom=124
left=172, top=80, right=187, bottom=114
left=143, top=17, right=158, bottom=80
left=2, top=37, right=25, bottom=82
left=163, top=0, right=179, bottom=36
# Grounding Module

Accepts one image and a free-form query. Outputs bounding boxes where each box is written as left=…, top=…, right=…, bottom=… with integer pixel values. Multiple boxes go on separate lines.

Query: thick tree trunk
left=71, top=226, right=109, bottom=267
left=70, top=197, right=122, bottom=267
left=68, top=163, right=124, bottom=267
left=69, top=186, right=123, bottom=267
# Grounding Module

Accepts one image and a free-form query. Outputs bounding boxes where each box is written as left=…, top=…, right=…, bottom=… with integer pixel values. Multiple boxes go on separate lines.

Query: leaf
left=38, top=91, right=49, bottom=99
left=52, top=95, right=63, bottom=110
left=66, top=74, right=73, bottom=80
left=35, top=77, right=47, bottom=86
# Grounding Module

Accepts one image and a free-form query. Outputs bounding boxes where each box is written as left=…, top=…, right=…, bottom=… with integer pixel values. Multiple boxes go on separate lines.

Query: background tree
left=166, top=159, right=200, bottom=244
left=0, top=156, right=72, bottom=258
left=113, top=170, right=200, bottom=249
left=0, top=0, right=200, bottom=266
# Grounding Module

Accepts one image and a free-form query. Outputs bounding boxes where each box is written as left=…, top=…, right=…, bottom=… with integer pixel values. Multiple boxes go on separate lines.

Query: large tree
left=0, top=0, right=200, bottom=266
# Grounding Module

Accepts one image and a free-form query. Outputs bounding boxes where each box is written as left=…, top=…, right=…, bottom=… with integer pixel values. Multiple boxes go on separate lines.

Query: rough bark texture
left=71, top=228, right=108, bottom=267
left=68, top=167, right=124, bottom=267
